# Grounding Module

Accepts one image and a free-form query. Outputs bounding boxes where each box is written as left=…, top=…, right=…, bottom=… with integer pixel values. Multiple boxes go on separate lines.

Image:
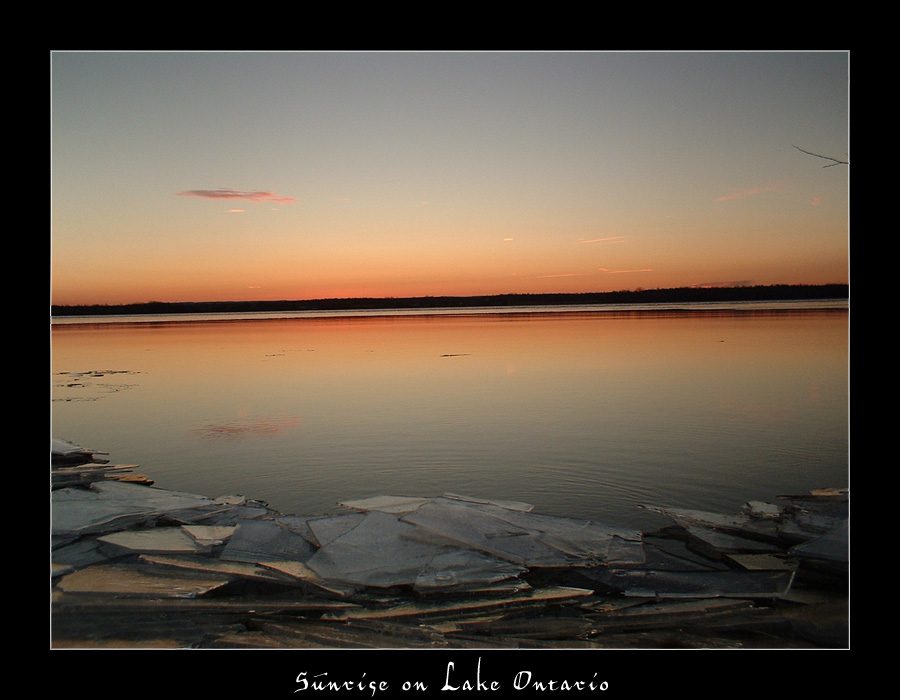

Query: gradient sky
left=50, top=51, right=849, bottom=306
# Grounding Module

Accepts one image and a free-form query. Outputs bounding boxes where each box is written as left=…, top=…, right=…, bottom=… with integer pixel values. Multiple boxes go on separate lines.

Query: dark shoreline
left=52, top=283, right=848, bottom=318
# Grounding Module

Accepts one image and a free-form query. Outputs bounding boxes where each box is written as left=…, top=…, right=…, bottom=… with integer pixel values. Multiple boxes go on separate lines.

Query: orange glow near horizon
left=50, top=260, right=851, bottom=307
left=50, top=229, right=849, bottom=306
left=50, top=52, right=849, bottom=307
left=51, top=272, right=850, bottom=308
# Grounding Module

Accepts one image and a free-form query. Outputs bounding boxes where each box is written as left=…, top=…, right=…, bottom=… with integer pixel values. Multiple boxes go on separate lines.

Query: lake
left=50, top=301, right=849, bottom=532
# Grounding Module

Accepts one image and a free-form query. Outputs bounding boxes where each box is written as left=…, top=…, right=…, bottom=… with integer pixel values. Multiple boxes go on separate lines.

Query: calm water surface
left=50, top=304, right=849, bottom=531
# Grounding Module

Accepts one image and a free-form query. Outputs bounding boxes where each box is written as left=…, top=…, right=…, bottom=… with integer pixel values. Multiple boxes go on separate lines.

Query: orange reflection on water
left=51, top=309, right=849, bottom=524
left=190, top=415, right=301, bottom=440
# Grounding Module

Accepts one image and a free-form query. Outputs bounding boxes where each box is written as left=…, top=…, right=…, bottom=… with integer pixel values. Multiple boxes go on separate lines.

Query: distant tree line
left=50, top=284, right=848, bottom=317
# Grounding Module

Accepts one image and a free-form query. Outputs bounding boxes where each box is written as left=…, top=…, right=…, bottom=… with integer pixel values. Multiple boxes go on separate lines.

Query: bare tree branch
left=793, top=145, right=849, bottom=168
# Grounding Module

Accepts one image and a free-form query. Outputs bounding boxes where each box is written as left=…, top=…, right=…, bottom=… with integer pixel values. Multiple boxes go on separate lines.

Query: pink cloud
left=599, top=268, right=653, bottom=274
left=176, top=189, right=296, bottom=204
left=577, top=236, right=625, bottom=244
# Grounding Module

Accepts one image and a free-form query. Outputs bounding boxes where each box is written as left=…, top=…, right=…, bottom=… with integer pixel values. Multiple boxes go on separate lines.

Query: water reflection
left=51, top=309, right=848, bottom=529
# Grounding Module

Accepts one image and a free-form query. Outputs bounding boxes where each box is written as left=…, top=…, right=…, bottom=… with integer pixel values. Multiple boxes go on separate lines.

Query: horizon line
left=51, top=283, right=849, bottom=312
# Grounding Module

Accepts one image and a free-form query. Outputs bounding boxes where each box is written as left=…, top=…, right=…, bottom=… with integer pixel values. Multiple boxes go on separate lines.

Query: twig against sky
left=793, top=145, right=849, bottom=168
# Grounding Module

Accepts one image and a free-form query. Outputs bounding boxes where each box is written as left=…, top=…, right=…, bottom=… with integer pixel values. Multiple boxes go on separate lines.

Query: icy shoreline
left=51, top=448, right=848, bottom=649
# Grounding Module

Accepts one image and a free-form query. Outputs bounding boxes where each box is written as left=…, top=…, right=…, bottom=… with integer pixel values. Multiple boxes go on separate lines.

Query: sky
left=50, top=51, right=849, bottom=306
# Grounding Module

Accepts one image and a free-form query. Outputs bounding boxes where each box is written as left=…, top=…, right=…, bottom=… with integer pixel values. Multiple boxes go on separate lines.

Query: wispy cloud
left=534, top=273, right=585, bottom=279
left=715, top=183, right=788, bottom=202
left=598, top=268, right=653, bottom=274
left=177, top=189, right=296, bottom=204
left=227, top=209, right=245, bottom=213
left=577, top=236, right=625, bottom=244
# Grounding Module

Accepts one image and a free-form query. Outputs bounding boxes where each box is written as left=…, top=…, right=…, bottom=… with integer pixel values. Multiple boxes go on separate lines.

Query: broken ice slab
left=441, top=493, right=535, bottom=512
left=586, top=597, right=758, bottom=633
left=639, top=535, right=734, bottom=572
left=400, top=499, right=568, bottom=567
left=139, top=555, right=363, bottom=599
left=306, top=498, right=642, bottom=592
left=437, top=613, right=597, bottom=641
left=52, top=438, right=86, bottom=456
left=336, top=493, right=534, bottom=515
left=220, top=519, right=316, bottom=564
left=606, top=534, right=648, bottom=566
left=139, top=554, right=303, bottom=586
left=677, top=523, right=784, bottom=560
left=337, top=495, right=436, bottom=514
left=787, top=510, right=847, bottom=536
left=52, top=537, right=115, bottom=573
left=182, top=525, right=237, bottom=547
left=742, top=501, right=784, bottom=519
left=135, top=553, right=358, bottom=598
left=98, top=527, right=210, bottom=554
left=198, top=504, right=273, bottom=525
left=322, top=586, right=594, bottom=622
left=51, top=463, right=141, bottom=489
left=305, top=511, right=439, bottom=588
left=270, top=515, right=318, bottom=543
left=723, top=553, right=799, bottom=571
left=641, top=500, right=848, bottom=553
left=55, top=562, right=232, bottom=598
left=306, top=512, right=368, bottom=548
left=582, top=568, right=796, bottom=599
left=253, top=560, right=360, bottom=597
left=400, top=497, right=643, bottom=568
left=305, top=510, right=526, bottom=591
left=640, top=504, right=798, bottom=544
left=414, top=549, right=530, bottom=592
left=51, top=481, right=227, bottom=537
left=51, top=438, right=109, bottom=466
left=789, top=522, right=849, bottom=565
